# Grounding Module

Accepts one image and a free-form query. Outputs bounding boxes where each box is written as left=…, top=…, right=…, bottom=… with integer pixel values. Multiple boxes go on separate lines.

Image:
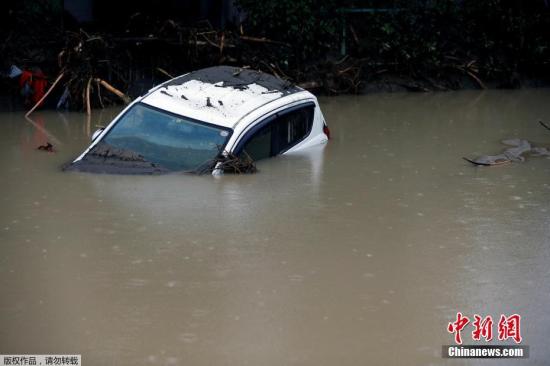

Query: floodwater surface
left=1, top=90, right=550, bottom=365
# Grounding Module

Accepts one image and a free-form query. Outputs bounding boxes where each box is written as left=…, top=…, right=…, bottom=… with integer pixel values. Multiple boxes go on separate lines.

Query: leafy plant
left=236, top=0, right=340, bottom=66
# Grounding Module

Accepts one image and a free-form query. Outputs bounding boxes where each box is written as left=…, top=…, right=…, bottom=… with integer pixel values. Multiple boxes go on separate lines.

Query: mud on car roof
left=164, top=66, right=301, bottom=95
left=140, top=66, right=306, bottom=129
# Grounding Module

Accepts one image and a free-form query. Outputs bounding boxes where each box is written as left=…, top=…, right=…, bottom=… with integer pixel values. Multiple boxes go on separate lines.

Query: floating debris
left=196, top=151, right=257, bottom=175
left=464, top=139, right=549, bottom=166
left=464, top=121, right=550, bottom=166
left=36, top=142, right=55, bottom=153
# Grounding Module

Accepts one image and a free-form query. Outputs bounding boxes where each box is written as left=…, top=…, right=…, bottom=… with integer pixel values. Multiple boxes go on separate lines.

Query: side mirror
left=92, top=128, right=104, bottom=142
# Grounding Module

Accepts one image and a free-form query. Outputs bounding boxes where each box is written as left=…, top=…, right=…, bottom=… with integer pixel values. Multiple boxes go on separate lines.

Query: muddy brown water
left=1, top=90, right=550, bottom=365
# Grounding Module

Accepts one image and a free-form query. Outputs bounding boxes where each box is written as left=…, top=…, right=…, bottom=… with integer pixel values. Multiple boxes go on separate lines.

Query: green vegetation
left=237, top=0, right=339, bottom=63
left=238, top=0, right=550, bottom=89
left=4, top=0, right=550, bottom=102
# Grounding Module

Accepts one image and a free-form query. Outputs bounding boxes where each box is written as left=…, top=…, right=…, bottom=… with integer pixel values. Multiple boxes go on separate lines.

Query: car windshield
left=101, top=103, right=231, bottom=171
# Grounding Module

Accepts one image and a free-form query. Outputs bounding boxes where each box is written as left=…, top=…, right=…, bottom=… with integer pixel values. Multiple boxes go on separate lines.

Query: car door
left=234, top=103, right=315, bottom=161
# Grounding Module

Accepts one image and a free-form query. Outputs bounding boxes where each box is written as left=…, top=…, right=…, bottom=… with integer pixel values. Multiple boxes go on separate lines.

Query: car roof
left=140, top=66, right=304, bottom=129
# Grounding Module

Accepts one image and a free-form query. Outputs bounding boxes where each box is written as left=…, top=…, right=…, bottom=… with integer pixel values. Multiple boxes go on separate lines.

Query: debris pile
left=5, top=11, right=369, bottom=115
left=24, top=30, right=131, bottom=117
left=196, top=152, right=257, bottom=175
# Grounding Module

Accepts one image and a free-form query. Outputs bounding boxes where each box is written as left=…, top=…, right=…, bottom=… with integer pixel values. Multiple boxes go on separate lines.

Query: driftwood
left=25, top=72, right=65, bottom=117
left=219, top=32, right=225, bottom=55
left=54, top=30, right=132, bottom=112
left=95, top=78, right=131, bottom=104
left=156, top=67, right=174, bottom=79
left=465, top=70, right=487, bottom=89
left=21, top=30, right=132, bottom=114
left=96, top=79, right=105, bottom=108
left=200, top=33, right=221, bottom=49
left=450, top=60, right=487, bottom=89
left=85, top=77, right=92, bottom=115
left=239, top=35, right=291, bottom=47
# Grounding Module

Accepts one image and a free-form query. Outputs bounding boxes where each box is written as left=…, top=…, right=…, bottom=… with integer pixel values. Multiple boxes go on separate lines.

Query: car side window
left=240, top=105, right=315, bottom=161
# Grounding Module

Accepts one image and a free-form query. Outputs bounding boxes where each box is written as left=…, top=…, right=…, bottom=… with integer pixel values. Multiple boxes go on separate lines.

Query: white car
left=66, top=66, right=330, bottom=174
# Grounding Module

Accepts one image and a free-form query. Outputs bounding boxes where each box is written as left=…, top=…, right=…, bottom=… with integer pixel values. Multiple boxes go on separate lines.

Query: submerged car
left=66, top=66, right=329, bottom=175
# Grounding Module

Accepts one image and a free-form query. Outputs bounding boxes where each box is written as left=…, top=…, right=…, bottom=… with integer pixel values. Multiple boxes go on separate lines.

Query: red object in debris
left=19, top=69, right=48, bottom=106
